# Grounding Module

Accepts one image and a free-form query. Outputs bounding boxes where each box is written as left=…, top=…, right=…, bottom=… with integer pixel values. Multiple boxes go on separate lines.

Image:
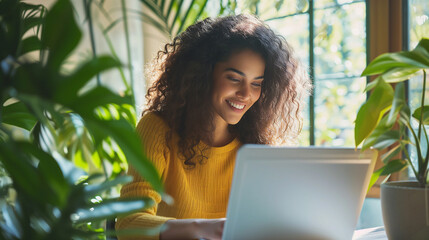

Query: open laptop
left=222, top=145, right=376, bottom=240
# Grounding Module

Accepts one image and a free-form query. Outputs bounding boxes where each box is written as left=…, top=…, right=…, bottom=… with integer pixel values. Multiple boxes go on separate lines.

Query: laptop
left=222, top=145, right=376, bottom=240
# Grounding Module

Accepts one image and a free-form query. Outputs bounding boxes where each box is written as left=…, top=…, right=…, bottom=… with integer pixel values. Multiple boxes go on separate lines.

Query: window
left=407, top=0, right=429, bottom=177
left=263, top=0, right=367, bottom=146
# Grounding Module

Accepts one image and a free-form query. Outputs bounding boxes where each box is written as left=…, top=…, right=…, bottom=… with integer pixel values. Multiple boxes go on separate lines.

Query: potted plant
left=355, top=38, right=429, bottom=239
left=0, top=0, right=163, bottom=239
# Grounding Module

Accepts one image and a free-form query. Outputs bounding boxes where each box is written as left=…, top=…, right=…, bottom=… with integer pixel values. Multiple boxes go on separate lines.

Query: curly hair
left=144, top=14, right=311, bottom=167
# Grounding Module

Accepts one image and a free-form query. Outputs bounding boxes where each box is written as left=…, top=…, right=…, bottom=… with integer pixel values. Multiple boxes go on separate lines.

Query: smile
left=226, top=100, right=245, bottom=110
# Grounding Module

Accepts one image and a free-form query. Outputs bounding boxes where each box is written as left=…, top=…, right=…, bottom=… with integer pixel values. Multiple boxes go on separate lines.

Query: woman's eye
left=227, top=76, right=240, bottom=82
left=252, top=82, right=262, bottom=87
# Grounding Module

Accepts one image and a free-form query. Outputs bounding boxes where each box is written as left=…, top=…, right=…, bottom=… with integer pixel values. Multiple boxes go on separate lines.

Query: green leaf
left=387, top=82, right=406, bottom=125
left=19, top=36, right=42, bottom=56
left=362, top=51, right=429, bottom=77
left=43, top=0, right=82, bottom=71
left=380, top=67, right=421, bottom=83
left=367, top=159, right=408, bottom=191
left=83, top=175, right=133, bottom=198
left=380, top=144, right=401, bottom=163
left=55, top=56, right=121, bottom=105
left=75, top=198, right=153, bottom=223
left=413, top=38, right=429, bottom=60
left=22, top=16, right=45, bottom=37
left=371, top=130, right=400, bottom=150
left=2, top=101, right=37, bottom=131
left=67, top=86, right=132, bottom=116
left=85, top=118, right=163, bottom=193
left=361, top=115, right=392, bottom=151
left=0, top=142, right=44, bottom=204
left=355, top=79, right=394, bottom=146
left=380, top=159, right=408, bottom=175
left=412, top=105, right=429, bottom=124
left=18, top=142, right=70, bottom=206
left=16, top=93, right=64, bottom=127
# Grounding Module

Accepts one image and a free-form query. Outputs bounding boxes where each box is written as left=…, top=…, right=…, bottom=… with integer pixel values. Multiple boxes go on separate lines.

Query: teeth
left=227, top=100, right=245, bottom=110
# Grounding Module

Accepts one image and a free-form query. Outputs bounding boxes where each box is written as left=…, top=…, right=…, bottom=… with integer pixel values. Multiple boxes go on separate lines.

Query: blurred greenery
left=0, top=0, right=162, bottom=239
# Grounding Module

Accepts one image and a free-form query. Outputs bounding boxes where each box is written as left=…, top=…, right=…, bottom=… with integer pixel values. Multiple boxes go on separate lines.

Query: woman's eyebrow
left=225, top=67, right=264, bottom=80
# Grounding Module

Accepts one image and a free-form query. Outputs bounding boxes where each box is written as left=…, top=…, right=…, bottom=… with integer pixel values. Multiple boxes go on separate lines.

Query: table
left=353, top=226, right=387, bottom=240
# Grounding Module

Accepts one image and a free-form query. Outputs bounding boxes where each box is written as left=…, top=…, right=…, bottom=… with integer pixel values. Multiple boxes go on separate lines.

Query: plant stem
left=97, top=147, right=109, bottom=180
left=405, top=120, right=425, bottom=184
left=418, top=70, right=426, bottom=141
left=99, top=22, right=130, bottom=91
left=121, top=0, right=135, bottom=106
left=403, top=144, right=419, bottom=181
left=83, top=0, right=101, bottom=86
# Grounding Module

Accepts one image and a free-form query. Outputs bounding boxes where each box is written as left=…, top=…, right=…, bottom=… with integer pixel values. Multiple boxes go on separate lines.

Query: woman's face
left=211, top=49, right=265, bottom=126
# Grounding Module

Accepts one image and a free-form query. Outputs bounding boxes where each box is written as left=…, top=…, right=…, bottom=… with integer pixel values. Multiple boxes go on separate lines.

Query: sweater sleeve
left=116, top=113, right=175, bottom=240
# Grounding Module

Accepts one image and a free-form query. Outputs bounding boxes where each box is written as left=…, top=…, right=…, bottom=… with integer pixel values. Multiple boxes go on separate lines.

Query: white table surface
left=353, top=226, right=387, bottom=240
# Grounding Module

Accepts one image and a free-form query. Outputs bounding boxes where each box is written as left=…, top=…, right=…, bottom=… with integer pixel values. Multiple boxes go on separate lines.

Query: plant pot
left=381, top=181, right=429, bottom=240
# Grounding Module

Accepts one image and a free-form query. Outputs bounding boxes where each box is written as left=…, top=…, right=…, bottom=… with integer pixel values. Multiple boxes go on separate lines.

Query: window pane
left=267, top=15, right=310, bottom=145
left=237, top=0, right=309, bottom=19
left=314, top=2, right=366, bottom=78
left=314, top=77, right=366, bottom=146
left=315, top=0, right=364, bottom=9
left=313, top=2, right=366, bottom=146
left=409, top=0, right=429, bottom=48
left=408, top=0, right=429, bottom=173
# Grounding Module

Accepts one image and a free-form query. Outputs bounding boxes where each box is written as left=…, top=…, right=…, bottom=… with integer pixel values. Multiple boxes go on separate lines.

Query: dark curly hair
left=144, top=14, right=311, bottom=167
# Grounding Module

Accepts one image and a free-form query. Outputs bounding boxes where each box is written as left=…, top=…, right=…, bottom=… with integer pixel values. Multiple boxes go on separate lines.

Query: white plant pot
left=381, top=181, right=429, bottom=240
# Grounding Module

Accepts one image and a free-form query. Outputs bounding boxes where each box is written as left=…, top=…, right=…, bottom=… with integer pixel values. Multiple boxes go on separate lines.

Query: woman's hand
left=160, top=218, right=226, bottom=240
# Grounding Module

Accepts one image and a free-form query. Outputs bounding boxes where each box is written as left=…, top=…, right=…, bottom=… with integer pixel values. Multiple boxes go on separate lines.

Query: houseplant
left=0, top=0, right=163, bottom=239
left=355, top=38, right=429, bottom=239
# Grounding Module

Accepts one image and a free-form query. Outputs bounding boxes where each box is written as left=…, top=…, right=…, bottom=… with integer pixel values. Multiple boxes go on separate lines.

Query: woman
left=116, top=14, right=311, bottom=240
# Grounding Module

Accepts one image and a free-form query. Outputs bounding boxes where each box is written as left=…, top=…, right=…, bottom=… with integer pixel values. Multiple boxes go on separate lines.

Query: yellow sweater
left=116, top=112, right=241, bottom=240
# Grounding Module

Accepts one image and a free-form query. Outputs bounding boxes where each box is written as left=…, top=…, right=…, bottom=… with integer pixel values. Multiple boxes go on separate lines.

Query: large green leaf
left=0, top=142, right=44, bottom=204
left=379, top=67, right=421, bottom=83
left=361, top=115, right=392, bottom=151
left=362, top=51, right=429, bottom=77
left=67, top=86, right=132, bottom=116
left=75, top=198, right=153, bottom=223
left=371, top=130, right=400, bottom=150
left=387, top=82, right=406, bottom=126
left=412, top=105, right=429, bottom=124
left=18, top=141, right=70, bottom=206
left=19, top=36, right=42, bottom=57
left=16, top=93, right=64, bottom=128
left=2, top=101, right=37, bottom=131
left=55, top=56, right=121, bottom=105
left=85, top=118, right=163, bottom=193
left=355, top=79, right=394, bottom=146
left=42, top=0, right=81, bottom=71
left=83, top=175, right=132, bottom=198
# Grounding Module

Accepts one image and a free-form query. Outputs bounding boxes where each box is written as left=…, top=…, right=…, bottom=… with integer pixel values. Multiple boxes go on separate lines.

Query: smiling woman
left=116, top=14, right=311, bottom=240
left=211, top=49, right=265, bottom=146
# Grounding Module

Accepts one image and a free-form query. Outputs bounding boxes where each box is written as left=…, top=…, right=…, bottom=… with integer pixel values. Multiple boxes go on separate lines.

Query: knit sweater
left=116, top=112, right=241, bottom=240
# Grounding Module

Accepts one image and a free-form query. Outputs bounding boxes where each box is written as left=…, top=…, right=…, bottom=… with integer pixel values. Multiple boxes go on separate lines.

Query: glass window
left=408, top=0, right=429, bottom=175
left=265, top=1, right=367, bottom=146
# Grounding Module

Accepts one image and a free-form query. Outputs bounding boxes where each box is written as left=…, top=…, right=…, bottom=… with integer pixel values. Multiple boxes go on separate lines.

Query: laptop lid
left=223, top=145, right=376, bottom=240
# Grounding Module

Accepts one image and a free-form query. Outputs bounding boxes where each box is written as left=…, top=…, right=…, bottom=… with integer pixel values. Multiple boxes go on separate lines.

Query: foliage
left=100, top=0, right=208, bottom=39
left=0, top=0, right=163, bottom=239
left=355, top=38, right=429, bottom=187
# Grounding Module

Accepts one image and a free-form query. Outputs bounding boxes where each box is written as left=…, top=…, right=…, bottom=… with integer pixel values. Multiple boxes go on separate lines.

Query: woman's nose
left=236, top=83, right=250, bottom=99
